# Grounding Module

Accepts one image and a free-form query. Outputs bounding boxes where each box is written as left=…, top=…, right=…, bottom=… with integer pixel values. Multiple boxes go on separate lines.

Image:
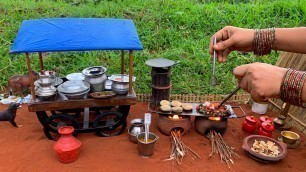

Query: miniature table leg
left=83, top=107, right=89, bottom=129
left=36, top=111, right=54, bottom=140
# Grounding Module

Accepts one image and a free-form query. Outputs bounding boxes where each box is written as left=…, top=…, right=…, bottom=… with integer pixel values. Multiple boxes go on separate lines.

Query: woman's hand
left=209, top=26, right=254, bottom=63
left=233, top=62, right=287, bottom=102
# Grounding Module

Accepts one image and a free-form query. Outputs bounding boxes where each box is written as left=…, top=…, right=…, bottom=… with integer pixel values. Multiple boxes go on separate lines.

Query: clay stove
left=158, top=114, right=191, bottom=135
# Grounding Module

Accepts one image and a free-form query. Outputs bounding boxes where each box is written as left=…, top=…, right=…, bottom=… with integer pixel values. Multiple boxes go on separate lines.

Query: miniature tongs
left=211, top=37, right=217, bottom=86
left=217, top=86, right=241, bottom=109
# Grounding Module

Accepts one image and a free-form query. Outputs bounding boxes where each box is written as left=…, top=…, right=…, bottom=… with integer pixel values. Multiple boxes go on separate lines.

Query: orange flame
left=208, top=116, right=221, bottom=121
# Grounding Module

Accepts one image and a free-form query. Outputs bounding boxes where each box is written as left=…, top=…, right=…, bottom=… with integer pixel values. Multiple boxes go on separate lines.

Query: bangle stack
left=253, top=28, right=276, bottom=56
left=280, top=68, right=306, bottom=107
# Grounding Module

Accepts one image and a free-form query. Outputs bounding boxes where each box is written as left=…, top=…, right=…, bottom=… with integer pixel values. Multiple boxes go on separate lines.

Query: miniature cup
left=281, top=131, right=300, bottom=144
left=251, top=101, right=268, bottom=114
left=137, top=132, right=159, bottom=157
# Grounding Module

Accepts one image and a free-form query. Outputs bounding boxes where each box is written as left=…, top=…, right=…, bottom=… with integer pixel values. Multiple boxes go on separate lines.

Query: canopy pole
left=121, top=50, right=124, bottom=75
left=26, top=53, right=36, bottom=100
left=128, top=50, right=133, bottom=95
left=38, top=52, right=44, bottom=71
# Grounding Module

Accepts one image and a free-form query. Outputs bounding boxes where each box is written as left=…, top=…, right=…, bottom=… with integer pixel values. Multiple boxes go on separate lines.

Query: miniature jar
left=258, top=121, right=275, bottom=138
left=53, top=126, right=81, bottom=163
left=242, top=116, right=257, bottom=134
left=258, top=115, right=273, bottom=129
left=273, top=115, right=286, bottom=129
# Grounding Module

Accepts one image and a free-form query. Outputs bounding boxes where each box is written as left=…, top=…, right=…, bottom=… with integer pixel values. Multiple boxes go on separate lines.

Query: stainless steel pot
left=109, top=74, right=136, bottom=95
left=82, top=66, right=107, bottom=92
left=112, top=81, right=129, bottom=95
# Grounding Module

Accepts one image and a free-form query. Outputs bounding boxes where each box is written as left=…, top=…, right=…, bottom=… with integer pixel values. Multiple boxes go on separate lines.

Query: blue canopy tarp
left=10, top=18, right=143, bottom=53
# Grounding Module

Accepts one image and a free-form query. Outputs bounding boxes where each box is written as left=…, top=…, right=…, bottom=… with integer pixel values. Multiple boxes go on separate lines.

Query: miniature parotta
left=171, top=100, right=182, bottom=107
left=160, top=100, right=171, bottom=106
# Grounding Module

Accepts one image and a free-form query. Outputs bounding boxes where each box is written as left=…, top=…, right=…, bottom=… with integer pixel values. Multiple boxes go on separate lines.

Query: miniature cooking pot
left=109, top=74, right=136, bottom=95
left=82, top=66, right=107, bottom=92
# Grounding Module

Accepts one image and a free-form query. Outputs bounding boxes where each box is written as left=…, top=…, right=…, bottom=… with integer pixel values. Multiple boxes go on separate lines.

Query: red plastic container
left=242, top=116, right=257, bottom=134
left=258, top=121, right=275, bottom=138
left=258, top=116, right=273, bottom=129
left=53, top=126, right=81, bottom=163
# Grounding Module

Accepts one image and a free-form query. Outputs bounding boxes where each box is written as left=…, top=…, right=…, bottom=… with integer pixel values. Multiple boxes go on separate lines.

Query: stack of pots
left=35, top=78, right=57, bottom=101
left=82, top=66, right=107, bottom=92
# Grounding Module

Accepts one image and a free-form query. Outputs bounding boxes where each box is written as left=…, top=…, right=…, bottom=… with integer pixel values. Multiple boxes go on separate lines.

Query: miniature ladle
left=144, top=113, right=151, bottom=143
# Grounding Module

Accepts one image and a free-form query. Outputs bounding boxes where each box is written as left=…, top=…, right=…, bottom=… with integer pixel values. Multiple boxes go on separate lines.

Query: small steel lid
left=145, top=58, right=179, bottom=68
left=66, top=73, right=84, bottom=81
left=57, top=81, right=90, bottom=94
left=82, top=66, right=107, bottom=76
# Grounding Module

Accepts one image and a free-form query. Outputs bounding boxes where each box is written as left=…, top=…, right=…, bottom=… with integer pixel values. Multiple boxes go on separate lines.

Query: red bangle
left=280, top=68, right=306, bottom=107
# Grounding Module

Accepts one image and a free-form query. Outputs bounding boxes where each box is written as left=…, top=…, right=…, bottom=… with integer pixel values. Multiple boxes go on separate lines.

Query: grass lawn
left=0, top=0, right=305, bottom=95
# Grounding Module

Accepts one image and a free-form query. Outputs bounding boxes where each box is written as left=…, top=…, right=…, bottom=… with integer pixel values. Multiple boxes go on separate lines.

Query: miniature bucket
left=137, top=132, right=159, bottom=157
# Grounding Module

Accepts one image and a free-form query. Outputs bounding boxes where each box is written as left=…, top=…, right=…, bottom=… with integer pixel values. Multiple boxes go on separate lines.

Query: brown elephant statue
left=8, top=71, right=40, bottom=98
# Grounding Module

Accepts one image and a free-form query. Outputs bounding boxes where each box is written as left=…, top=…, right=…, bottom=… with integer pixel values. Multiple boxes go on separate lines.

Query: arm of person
left=233, top=63, right=306, bottom=107
left=274, top=27, right=306, bottom=54
left=209, top=26, right=306, bottom=62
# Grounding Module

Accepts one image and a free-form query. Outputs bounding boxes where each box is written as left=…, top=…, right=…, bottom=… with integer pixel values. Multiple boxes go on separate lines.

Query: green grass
left=0, top=0, right=305, bottom=95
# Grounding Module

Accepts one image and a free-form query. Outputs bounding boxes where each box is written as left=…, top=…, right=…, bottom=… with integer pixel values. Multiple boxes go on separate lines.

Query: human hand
left=209, top=26, right=254, bottom=63
left=233, top=63, right=287, bottom=102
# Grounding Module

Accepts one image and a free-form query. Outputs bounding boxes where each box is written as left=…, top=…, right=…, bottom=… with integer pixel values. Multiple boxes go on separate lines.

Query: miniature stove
left=146, top=58, right=179, bottom=111
left=157, top=114, right=191, bottom=135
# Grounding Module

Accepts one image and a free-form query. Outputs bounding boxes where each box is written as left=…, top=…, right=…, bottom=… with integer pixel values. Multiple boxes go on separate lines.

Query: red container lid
left=261, top=121, right=275, bottom=132
left=260, top=116, right=272, bottom=123
left=246, top=116, right=257, bottom=124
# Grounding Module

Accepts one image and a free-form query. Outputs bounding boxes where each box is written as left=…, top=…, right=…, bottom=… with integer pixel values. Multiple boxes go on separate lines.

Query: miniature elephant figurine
left=0, top=102, right=22, bottom=128
left=8, top=71, right=39, bottom=98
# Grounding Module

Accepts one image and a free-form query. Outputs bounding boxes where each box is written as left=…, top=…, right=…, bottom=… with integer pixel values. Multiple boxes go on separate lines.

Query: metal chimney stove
left=145, top=58, right=179, bottom=111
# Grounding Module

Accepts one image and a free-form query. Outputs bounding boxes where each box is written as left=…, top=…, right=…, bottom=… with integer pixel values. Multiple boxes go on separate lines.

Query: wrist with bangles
left=253, top=28, right=276, bottom=56
left=280, top=68, right=306, bottom=107
left=253, top=28, right=306, bottom=107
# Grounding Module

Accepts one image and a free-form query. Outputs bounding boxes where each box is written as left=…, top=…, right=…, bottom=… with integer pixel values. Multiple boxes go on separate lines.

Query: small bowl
left=36, top=93, right=56, bottom=101
left=37, top=78, right=55, bottom=87
left=242, top=135, right=287, bottom=162
left=281, top=131, right=300, bottom=144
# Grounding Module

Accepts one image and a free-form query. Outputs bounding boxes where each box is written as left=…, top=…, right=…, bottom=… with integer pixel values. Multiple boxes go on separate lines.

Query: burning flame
left=173, top=115, right=180, bottom=119
left=208, top=116, right=221, bottom=121
left=168, top=115, right=182, bottom=119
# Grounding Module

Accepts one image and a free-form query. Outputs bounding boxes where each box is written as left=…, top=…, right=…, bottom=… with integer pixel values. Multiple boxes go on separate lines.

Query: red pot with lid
left=258, top=115, right=273, bottom=129
left=242, top=116, right=257, bottom=134
left=258, top=121, right=275, bottom=138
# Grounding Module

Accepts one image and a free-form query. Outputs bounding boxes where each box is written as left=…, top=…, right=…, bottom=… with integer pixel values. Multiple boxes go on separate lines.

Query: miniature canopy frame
left=10, top=18, right=143, bottom=99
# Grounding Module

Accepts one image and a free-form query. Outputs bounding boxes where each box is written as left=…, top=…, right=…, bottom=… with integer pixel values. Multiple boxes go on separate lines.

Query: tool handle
left=218, top=86, right=240, bottom=108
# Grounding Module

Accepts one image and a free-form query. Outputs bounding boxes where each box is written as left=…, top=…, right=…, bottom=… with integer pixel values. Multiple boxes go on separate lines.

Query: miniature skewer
left=217, top=86, right=240, bottom=109
left=211, top=36, right=217, bottom=86
left=208, top=130, right=239, bottom=169
left=164, top=129, right=201, bottom=165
